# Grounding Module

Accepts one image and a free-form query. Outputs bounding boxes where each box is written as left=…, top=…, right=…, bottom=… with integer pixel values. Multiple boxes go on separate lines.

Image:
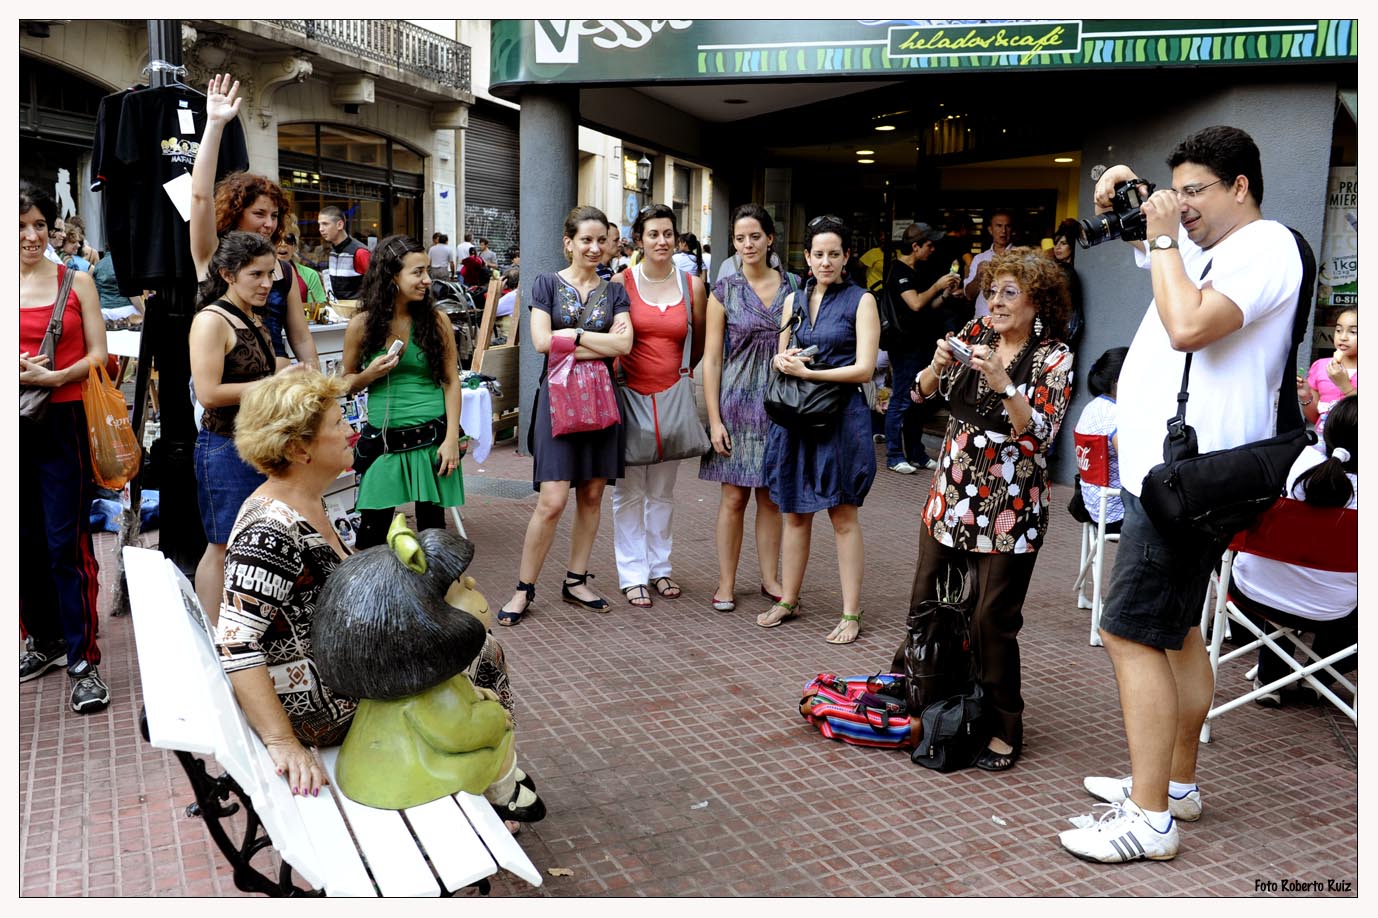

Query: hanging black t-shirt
left=107, top=85, right=248, bottom=293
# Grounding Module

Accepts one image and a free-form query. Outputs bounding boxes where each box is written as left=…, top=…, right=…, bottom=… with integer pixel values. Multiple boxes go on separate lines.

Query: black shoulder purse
left=1138, top=228, right=1318, bottom=542
left=763, top=304, right=851, bottom=433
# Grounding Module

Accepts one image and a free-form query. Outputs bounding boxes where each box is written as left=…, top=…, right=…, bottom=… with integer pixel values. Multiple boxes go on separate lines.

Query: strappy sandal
left=497, top=581, right=534, bottom=627
left=651, top=576, right=682, bottom=598
left=756, top=599, right=799, bottom=629
left=562, top=571, right=610, bottom=612
left=621, top=584, right=653, bottom=608
left=825, top=612, right=863, bottom=645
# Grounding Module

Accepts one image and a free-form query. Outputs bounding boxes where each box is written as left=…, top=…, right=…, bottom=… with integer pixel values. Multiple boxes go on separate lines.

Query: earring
left=1034, top=316, right=1044, bottom=338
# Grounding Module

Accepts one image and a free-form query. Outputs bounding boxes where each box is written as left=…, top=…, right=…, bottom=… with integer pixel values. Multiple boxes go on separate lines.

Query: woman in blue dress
left=759, top=216, right=880, bottom=644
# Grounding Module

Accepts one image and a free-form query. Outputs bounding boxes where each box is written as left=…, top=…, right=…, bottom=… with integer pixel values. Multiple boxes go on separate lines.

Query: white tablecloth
left=461, top=386, right=493, bottom=464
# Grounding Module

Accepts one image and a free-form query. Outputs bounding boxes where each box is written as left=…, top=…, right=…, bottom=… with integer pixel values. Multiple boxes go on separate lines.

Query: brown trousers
left=903, top=525, right=1039, bottom=750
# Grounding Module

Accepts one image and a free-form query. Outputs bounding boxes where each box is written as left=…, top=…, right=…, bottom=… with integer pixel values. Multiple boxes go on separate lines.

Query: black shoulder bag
left=763, top=298, right=851, bottom=433
left=1139, top=228, right=1318, bottom=543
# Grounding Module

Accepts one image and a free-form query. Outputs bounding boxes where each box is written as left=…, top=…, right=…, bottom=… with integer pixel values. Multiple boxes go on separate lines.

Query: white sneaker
left=1059, top=800, right=1179, bottom=863
left=923, top=458, right=939, bottom=470
left=888, top=461, right=918, bottom=474
left=1083, top=775, right=1202, bottom=822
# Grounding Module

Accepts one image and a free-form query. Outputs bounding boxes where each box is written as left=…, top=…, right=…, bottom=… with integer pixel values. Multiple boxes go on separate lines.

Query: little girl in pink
left=1298, top=308, right=1357, bottom=443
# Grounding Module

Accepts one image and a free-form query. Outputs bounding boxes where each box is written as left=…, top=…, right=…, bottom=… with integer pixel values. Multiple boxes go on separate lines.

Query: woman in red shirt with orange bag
left=19, top=182, right=112, bottom=714
left=610, top=204, right=707, bottom=607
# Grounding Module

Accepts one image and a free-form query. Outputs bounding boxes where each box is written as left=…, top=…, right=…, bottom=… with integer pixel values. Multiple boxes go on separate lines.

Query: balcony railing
left=269, top=20, right=470, bottom=91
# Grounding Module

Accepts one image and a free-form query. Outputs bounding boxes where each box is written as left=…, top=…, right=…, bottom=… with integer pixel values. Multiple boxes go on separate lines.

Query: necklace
left=638, top=262, right=674, bottom=284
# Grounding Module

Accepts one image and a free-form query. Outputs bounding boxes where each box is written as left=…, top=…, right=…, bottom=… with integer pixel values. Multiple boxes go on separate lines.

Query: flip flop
left=651, top=576, right=682, bottom=598
left=825, top=612, right=863, bottom=645
left=756, top=599, right=799, bottom=628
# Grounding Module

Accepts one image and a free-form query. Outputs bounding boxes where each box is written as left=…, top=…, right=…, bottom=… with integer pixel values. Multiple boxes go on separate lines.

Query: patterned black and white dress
left=215, top=495, right=357, bottom=747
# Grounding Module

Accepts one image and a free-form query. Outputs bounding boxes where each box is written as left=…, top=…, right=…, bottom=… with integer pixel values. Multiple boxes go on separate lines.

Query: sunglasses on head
left=807, top=214, right=842, bottom=229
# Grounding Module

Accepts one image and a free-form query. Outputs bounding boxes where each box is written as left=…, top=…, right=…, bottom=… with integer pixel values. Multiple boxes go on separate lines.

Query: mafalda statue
left=313, top=514, right=545, bottom=820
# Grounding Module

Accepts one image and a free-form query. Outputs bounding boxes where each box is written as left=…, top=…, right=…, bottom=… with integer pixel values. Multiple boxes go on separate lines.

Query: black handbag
left=891, top=559, right=975, bottom=715
left=1140, top=227, right=1318, bottom=542
left=763, top=311, right=850, bottom=433
left=911, top=684, right=987, bottom=772
left=20, top=265, right=77, bottom=423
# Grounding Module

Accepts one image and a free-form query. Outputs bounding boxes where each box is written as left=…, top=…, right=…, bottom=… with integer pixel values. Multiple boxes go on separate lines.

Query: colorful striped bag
left=799, top=673, right=919, bottom=750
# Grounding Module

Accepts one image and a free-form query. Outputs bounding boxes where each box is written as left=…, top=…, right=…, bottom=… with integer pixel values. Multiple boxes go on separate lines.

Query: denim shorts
left=195, top=427, right=267, bottom=543
left=1097, top=491, right=1227, bottom=651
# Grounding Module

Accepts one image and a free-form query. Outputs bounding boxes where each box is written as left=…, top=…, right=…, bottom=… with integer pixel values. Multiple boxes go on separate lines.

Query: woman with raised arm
left=496, top=206, right=634, bottom=625
left=699, top=204, right=797, bottom=611
left=758, top=215, right=879, bottom=645
left=190, top=73, right=317, bottom=372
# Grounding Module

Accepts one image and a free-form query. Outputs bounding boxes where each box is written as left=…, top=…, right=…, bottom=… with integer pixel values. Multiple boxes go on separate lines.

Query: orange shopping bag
left=82, top=359, right=142, bottom=489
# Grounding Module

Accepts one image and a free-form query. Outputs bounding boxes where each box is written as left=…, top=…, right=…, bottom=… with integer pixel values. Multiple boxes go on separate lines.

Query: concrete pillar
left=710, top=170, right=731, bottom=280
left=517, top=87, right=579, bottom=453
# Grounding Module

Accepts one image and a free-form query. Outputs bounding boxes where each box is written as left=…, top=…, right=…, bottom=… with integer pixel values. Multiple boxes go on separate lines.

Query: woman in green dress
left=343, top=235, right=464, bottom=549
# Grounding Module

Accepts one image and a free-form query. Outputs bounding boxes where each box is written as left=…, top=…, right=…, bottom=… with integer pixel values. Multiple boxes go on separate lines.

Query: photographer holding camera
left=1058, top=126, right=1303, bottom=863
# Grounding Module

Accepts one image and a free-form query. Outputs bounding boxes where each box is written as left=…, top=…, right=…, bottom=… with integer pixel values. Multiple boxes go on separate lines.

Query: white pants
left=612, top=461, right=679, bottom=589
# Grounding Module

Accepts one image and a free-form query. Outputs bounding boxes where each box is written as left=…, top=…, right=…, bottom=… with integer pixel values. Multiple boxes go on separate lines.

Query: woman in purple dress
left=699, top=205, right=799, bottom=611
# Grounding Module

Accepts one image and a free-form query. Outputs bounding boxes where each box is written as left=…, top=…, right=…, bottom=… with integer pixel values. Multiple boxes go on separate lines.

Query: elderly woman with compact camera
left=900, top=247, right=1075, bottom=771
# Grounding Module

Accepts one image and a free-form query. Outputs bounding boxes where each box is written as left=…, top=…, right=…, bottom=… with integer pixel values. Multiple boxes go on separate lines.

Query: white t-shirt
left=1230, top=448, right=1357, bottom=620
left=672, top=251, right=700, bottom=276
left=456, top=241, right=474, bottom=260
left=496, top=289, right=516, bottom=318
left=1116, top=219, right=1302, bottom=496
left=1074, top=395, right=1124, bottom=524
left=964, top=247, right=999, bottom=318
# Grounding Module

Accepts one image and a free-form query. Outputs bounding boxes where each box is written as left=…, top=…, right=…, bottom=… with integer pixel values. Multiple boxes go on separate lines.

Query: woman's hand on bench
left=267, top=738, right=329, bottom=797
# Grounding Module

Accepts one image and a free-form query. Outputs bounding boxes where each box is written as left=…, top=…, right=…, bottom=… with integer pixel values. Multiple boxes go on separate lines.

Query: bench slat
left=456, top=792, right=544, bottom=888
left=404, top=795, right=499, bottom=891
left=319, top=748, right=442, bottom=896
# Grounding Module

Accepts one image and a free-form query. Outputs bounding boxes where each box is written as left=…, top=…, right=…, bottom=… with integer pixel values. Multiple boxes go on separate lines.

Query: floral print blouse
left=919, top=320, right=1075, bottom=554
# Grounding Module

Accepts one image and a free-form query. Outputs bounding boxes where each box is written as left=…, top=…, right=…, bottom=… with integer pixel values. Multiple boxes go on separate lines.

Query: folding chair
left=1199, top=496, right=1358, bottom=743
left=1071, top=431, right=1120, bottom=647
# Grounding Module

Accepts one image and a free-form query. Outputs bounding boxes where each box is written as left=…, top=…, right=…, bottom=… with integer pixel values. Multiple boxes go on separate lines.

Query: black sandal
left=975, top=744, right=1020, bottom=772
left=497, top=581, right=534, bottom=626
left=562, top=571, right=610, bottom=612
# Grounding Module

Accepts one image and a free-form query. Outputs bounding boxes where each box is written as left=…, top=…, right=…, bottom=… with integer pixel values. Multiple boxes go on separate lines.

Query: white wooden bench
left=123, top=546, right=542, bottom=896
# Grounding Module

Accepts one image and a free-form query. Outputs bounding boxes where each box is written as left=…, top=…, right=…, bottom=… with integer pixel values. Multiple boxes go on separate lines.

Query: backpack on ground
left=891, top=559, right=976, bottom=714
left=911, top=684, right=987, bottom=772
left=799, top=672, right=919, bottom=750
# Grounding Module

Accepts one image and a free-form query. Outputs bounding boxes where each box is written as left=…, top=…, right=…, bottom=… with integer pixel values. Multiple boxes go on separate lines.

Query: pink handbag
left=547, top=335, right=621, bottom=437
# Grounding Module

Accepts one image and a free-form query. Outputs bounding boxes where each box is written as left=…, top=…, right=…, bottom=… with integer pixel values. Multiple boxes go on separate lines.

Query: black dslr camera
left=1078, top=179, right=1157, bottom=247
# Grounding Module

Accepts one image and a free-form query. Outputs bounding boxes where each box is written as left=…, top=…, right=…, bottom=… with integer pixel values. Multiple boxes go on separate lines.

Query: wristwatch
left=1001, top=383, right=1018, bottom=400
left=1151, top=234, right=1179, bottom=252
left=574, top=331, right=584, bottom=348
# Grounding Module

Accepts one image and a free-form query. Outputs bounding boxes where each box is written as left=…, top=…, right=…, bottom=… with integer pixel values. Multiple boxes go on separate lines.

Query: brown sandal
left=621, top=584, right=653, bottom=608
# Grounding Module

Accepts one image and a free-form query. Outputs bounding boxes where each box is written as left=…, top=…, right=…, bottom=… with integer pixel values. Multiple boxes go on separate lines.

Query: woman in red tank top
left=608, top=204, right=707, bottom=607
left=19, top=183, right=112, bottom=714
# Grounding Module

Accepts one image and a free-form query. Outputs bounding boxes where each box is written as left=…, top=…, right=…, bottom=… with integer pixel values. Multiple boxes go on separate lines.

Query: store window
left=672, top=164, right=691, bottom=234
left=278, top=123, right=425, bottom=268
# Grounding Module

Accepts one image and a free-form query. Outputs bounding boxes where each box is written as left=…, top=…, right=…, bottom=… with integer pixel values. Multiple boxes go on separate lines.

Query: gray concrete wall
left=517, top=87, right=580, bottom=454
left=1056, top=79, right=1337, bottom=486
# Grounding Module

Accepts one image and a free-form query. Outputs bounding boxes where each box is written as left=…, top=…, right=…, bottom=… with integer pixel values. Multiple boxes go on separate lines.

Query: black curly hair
left=357, top=235, right=448, bottom=387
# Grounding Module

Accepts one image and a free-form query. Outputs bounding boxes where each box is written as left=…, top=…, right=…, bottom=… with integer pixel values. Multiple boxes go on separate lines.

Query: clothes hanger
left=140, top=59, right=202, bottom=95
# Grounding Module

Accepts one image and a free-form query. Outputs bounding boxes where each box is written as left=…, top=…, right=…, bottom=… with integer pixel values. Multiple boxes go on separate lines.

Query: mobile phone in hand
left=386, top=339, right=404, bottom=358
left=798, top=344, right=820, bottom=358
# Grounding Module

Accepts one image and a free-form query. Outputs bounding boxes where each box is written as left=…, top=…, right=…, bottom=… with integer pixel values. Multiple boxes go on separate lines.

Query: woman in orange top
left=19, top=182, right=112, bottom=714
left=610, top=204, right=707, bottom=607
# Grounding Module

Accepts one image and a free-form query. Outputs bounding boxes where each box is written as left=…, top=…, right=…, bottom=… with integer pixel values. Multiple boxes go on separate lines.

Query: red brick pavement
left=18, top=438, right=1358, bottom=896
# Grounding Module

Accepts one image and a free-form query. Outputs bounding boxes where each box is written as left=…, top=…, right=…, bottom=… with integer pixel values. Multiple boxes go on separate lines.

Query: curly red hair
left=214, top=172, right=290, bottom=244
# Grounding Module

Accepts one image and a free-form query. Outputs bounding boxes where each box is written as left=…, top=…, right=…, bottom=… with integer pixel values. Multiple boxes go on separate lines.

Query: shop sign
left=1318, top=166, right=1357, bottom=308
left=492, top=19, right=1356, bottom=88
left=887, top=22, right=1080, bottom=64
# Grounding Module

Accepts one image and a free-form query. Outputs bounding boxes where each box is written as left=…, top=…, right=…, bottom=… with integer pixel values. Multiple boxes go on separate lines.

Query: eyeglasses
left=985, top=285, right=1025, bottom=303
left=807, top=214, right=842, bottom=228
left=1173, top=179, right=1223, bottom=199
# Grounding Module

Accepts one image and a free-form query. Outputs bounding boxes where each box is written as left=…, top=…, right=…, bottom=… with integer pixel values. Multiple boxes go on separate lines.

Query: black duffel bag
left=891, top=559, right=975, bottom=716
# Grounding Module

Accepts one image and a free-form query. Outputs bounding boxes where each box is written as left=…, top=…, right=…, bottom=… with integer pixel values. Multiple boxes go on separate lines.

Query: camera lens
left=1078, top=213, right=1120, bottom=248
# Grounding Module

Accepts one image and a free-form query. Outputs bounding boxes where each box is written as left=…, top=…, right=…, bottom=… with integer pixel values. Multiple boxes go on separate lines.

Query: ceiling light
left=857, top=158, right=875, bottom=164
left=855, top=149, right=875, bottom=155
left=1054, top=156, right=1074, bottom=163
left=874, top=125, right=896, bottom=132
left=723, top=98, right=748, bottom=105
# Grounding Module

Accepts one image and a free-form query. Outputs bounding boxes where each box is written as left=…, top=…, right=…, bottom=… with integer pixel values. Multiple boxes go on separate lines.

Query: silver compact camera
left=947, top=338, right=975, bottom=367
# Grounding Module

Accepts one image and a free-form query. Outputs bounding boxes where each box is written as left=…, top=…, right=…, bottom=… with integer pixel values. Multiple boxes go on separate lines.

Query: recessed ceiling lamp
left=874, top=124, right=896, bottom=132
left=855, top=149, right=875, bottom=155
left=1054, top=156, right=1074, bottom=163
left=723, top=98, right=748, bottom=104
left=857, top=158, right=876, bottom=164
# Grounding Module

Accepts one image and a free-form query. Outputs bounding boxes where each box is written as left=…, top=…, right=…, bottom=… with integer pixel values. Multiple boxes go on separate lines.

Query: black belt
left=356, top=416, right=448, bottom=457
